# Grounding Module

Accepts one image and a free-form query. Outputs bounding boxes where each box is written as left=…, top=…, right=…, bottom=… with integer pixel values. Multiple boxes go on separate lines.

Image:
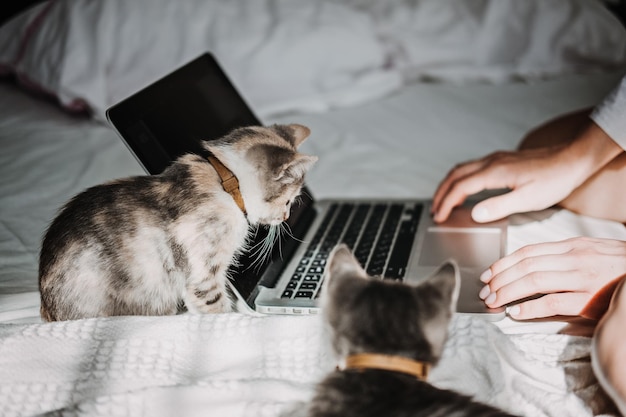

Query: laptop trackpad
left=418, top=229, right=502, bottom=267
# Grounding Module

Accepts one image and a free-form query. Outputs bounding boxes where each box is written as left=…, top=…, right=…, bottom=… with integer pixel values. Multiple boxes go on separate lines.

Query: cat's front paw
left=186, top=288, right=231, bottom=314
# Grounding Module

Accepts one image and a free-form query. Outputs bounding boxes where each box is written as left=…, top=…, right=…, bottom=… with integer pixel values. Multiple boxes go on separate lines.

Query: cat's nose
left=283, top=212, right=289, bottom=221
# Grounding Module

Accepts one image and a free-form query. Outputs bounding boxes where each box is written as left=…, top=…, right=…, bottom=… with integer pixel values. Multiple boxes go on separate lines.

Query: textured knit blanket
left=0, top=313, right=618, bottom=417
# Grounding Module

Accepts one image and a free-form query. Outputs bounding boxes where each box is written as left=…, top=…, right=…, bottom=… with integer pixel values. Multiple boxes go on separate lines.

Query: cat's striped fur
left=39, top=124, right=317, bottom=321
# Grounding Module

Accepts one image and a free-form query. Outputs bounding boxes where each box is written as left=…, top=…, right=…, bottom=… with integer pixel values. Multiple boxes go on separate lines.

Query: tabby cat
left=39, top=124, right=317, bottom=321
left=306, top=244, right=518, bottom=417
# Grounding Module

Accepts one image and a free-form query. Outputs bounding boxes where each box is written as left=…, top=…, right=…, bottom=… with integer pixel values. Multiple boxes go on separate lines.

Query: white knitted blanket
left=0, top=313, right=618, bottom=417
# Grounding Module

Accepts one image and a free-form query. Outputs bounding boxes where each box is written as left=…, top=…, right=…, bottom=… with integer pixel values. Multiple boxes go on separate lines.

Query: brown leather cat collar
left=343, top=353, right=430, bottom=380
left=207, top=155, right=247, bottom=216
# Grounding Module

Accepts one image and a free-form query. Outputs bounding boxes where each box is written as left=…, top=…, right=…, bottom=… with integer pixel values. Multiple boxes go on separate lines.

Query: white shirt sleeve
left=590, top=75, right=626, bottom=150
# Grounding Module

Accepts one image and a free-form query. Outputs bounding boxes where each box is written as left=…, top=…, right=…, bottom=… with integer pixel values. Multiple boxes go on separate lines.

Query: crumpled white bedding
left=0, top=0, right=624, bottom=120
left=2, top=69, right=626, bottom=416
left=2, top=5, right=626, bottom=409
left=2, top=70, right=625, bottom=326
left=0, top=313, right=618, bottom=417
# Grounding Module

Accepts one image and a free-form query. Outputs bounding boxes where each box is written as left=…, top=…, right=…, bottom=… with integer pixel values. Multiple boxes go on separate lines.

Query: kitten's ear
left=326, top=244, right=367, bottom=282
left=416, top=260, right=460, bottom=358
left=322, top=244, right=367, bottom=300
left=275, top=154, right=318, bottom=184
left=288, top=124, right=311, bottom=147
left=421, top=260, right=460, bottom=316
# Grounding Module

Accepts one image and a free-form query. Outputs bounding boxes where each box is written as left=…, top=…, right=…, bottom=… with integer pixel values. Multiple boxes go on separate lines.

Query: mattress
left=2, top=72, right=626, bottom=416
left=3, top=71, right=626, bottom=326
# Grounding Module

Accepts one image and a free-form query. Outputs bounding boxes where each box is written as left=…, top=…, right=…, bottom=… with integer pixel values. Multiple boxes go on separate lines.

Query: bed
left=1, top=1, right=626, bottom=416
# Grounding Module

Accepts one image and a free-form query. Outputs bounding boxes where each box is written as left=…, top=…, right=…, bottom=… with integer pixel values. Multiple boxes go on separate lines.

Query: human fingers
left=433, top=161, right=516, bottom=223
left=432, top=159, right=485, bottom=218
left=483, top=269, right=584, bottom=308
left=470, top=181, right=554, bottom=223
left=482, top=237, right=626, bottom=311
left=481, top=240, right=575, bottom=284
left=434, top=150, right=524, bottom=222
left=479, top=241, right=582, bottom=306
left=485, top=237, right=626, bottom=290
left=506, top=292, right=590, bottom=320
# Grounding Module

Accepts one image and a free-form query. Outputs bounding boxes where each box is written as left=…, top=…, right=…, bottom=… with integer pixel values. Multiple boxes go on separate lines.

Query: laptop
left=106, top=53, right=508, bottom=320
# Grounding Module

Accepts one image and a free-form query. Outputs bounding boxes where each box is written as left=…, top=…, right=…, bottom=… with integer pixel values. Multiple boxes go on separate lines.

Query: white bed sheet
left=2, top=72, right=625, bottom=324
left=1, top=71, right=626, bottom=416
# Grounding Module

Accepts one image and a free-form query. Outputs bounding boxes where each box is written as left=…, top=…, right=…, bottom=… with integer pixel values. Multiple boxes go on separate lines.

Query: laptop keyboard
left=281, top=202, right=422, bottom=300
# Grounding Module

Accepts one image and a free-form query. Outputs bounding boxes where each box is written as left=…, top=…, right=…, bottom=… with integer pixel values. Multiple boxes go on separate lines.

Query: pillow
left=355, top=0, right=626, bottom=83
left=1, top=0, right=625, bottom=120
left=0, top=0, right=400, bottom=120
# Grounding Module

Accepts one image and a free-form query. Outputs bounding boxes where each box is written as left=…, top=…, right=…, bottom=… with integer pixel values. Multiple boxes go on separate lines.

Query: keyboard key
left=291, top=202, right=422, bottom=288
left=282, top=290, right=294, bottom=298
left=295, top=291, right=314, bottom=298
left=367, top=257, right=386, bottom=275
left=307, top=266, right=324, bottom=274
left=385, top=205, right=422, bottom=279
left=367, top=265, right=384, bottom=276
left=341, top=204, right=369, bottom=249
left=304, top=274, right=322, bottom=282
left=308, top=204, right=338, bottom=250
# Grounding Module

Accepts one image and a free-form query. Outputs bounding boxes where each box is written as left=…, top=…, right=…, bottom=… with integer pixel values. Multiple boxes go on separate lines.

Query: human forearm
left=561, top=120, right=623, bottom=189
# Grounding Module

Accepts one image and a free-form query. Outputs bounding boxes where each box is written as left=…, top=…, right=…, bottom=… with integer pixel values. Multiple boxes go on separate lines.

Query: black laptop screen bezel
left=106, top=53, right=315, bottom=308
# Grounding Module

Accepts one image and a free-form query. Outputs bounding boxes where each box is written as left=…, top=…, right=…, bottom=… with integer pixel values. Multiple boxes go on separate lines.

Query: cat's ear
left=322, top=244, right=365, bottom=306
left=274, top=154, right=318, bottom=184
left=322, top=244, right=367, bottom=301
left=420, top=260, right=460, bottom=316
left=326, top=244, right=367, bottom=282
left=288, top=124, right=311, bottom=147
left=415, top=260, right=460, bottom=357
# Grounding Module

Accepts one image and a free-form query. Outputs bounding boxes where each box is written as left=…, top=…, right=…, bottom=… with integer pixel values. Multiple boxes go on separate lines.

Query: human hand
left=432, top=145, right=584, bottom=223
left=432, top=121, right=622, bottom=223
left=478, top=237, right=626, bottom=320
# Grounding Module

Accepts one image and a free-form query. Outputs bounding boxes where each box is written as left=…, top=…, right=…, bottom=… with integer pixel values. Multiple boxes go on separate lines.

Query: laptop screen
left=107, top=54, right=262, bottom=175
left=106, top=53, right=315, bottom=307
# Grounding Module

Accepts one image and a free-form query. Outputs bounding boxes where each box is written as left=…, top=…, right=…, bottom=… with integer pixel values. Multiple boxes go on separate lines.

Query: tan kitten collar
left=207, top=155, right=247, bottom=216
left=343, top=353, right=430, bottom=380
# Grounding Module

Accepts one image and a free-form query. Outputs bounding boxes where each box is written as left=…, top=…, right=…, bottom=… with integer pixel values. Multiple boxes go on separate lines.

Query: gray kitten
left=39, top=124, right=317, bottom=321
left=306, top=244, right=518, bottom=417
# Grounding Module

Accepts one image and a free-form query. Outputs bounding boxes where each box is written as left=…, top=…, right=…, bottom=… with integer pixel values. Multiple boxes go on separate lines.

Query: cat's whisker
left=248, top=224, right=281, bottom=271
left=270, top=225, right=280, bottom=259
left=248, top=226, right=266, bottom=252
left=248, top=235, right=268, bottom=260
left=246, top=222, right=305, bottom=273
left=277, top=223, right=292, bottom=259
left=251, top=224, right=262, bottom=240
left=276, top=226, right=283, bottom=261
left=280, top=222, right=307, bottom=244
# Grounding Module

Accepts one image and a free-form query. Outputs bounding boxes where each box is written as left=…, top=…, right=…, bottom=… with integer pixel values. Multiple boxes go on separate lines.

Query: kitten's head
left=322, top=244, right=460, bottom=363
left=204, top=124, right=317, bottom=226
